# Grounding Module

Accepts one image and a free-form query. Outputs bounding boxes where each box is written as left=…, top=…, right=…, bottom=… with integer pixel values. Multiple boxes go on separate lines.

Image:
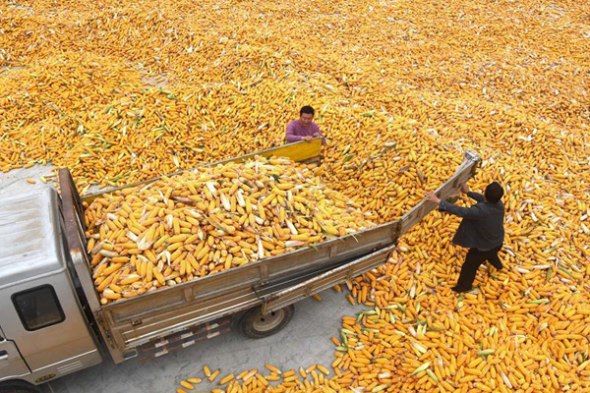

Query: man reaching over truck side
left=285, top=105, right=326, bottom=144
left=425, top=181, right=505, bottom=293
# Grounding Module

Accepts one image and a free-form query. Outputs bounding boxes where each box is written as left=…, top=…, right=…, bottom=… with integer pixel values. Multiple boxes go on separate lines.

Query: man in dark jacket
left=425, top=181, right=505, bottom=293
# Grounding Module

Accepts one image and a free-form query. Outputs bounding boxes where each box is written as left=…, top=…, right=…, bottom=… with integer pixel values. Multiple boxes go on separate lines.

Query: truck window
left=12, top=285, right=65, bottom=331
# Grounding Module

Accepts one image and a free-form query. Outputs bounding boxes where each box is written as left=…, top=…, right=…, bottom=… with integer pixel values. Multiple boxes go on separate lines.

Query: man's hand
left=425, top=191, right=441, bottom=204
left=303, top=136, right=313, bottom=142
left=461, top=182, right=469, bottom=194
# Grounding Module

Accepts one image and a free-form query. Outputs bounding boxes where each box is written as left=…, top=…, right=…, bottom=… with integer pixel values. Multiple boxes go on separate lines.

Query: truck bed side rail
left=59, top=168, right=102, bottom=313
left=259, top=244, right=397, bottom=314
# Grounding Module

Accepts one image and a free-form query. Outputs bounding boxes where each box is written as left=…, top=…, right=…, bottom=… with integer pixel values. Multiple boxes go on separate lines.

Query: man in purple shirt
left=285, top=106, right=326, bottom=144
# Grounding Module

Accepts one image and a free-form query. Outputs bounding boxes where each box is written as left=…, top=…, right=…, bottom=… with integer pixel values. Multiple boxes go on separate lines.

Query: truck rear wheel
left=240, top=305, right=295, bottom=339
left=0, top=380, right=41, bottom=393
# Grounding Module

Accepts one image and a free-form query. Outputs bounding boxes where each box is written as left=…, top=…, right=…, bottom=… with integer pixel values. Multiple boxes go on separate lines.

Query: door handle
left=0, top=350, right=8, bottom=361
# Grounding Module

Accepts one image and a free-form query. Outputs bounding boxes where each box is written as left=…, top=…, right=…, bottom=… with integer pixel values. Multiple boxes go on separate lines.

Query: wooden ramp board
left=214, top=138, right=322, bottom=165
left=82, top=139, right=323, bottom=200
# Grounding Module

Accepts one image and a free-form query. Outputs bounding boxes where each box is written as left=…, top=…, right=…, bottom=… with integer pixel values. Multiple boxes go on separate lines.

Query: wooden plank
left=261, top=245, right=397, bottom=314
left=213, top=138, right=322, bottom=165
left=83, top=139, right=322, bottom=201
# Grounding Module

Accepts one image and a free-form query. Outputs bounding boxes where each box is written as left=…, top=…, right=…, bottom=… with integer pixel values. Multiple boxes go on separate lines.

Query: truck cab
left=0, top=188, right=102, bottom=392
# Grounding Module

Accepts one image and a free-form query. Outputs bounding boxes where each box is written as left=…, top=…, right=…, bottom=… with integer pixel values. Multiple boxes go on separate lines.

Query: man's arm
left=425, top=191, right=482, bottom=219
left=461, top=183, right=484, bottom=202
left=312, top=124, right=327, bottom=145
left=467, top=191, right=484, bottom=203
left=285, top=122, right=304, bottom=142
left=439, top=200, right=483, bottom=219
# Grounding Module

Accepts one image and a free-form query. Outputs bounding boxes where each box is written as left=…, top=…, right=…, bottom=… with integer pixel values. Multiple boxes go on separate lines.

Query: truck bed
left=59, top=141, right=479, bottom=363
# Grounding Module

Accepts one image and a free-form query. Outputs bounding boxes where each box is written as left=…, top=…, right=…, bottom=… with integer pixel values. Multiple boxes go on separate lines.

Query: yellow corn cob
left=101, top=263, right=122, bottom=276
left=208, top=369, right=220, bottom=382
left=119, top=274, right=140, bottom=285
left=153, top=268, right=165, bottom=285
left=102, top=289, right=121, bottom=300
left=219, top=373, right=235, bottom=385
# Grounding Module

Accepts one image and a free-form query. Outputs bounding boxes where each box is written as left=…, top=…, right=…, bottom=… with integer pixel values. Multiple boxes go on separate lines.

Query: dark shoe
left=451, top=285, right=473, bottom=293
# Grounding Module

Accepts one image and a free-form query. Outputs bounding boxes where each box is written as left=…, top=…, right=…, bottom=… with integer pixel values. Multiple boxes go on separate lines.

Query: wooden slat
left=83, top=139, right=323, bottom=201
left=213, top=138, right=322, bottom=165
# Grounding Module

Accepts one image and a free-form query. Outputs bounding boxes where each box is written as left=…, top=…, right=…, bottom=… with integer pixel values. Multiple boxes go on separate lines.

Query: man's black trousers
left=456, top=246, right=503, bottom=290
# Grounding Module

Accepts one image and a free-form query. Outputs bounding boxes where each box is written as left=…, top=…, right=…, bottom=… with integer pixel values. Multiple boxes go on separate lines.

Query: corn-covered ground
left=1, top=0, right=589, bottom=392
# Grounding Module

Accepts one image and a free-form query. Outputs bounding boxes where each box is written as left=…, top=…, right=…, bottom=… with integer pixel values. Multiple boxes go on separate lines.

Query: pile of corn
left=1, top=0, right=589, bottom=392
left=85, top=156, right=373, bottom=304
left=175, top=363, right=337, bottom=393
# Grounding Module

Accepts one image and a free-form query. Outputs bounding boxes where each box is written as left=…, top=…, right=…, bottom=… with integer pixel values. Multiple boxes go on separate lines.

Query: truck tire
left=0, top=380, right=41, bottom=393
left=239, top=305, right=295, bottom=339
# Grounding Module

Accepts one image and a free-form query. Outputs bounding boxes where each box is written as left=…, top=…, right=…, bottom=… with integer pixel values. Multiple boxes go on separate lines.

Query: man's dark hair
left=300, top=105, right=315, bottom=116
left=485, top=182, right=504, bottom=203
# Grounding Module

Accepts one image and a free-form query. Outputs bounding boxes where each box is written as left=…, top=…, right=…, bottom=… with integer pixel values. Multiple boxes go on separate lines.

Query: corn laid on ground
left=1, top=0, right=589, bottom=392
left=85, top=157, right=373, bottom=304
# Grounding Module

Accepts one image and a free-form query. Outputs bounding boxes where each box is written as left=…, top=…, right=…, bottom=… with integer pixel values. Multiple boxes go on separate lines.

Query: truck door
left=0, top=326, right=30, bottom=381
